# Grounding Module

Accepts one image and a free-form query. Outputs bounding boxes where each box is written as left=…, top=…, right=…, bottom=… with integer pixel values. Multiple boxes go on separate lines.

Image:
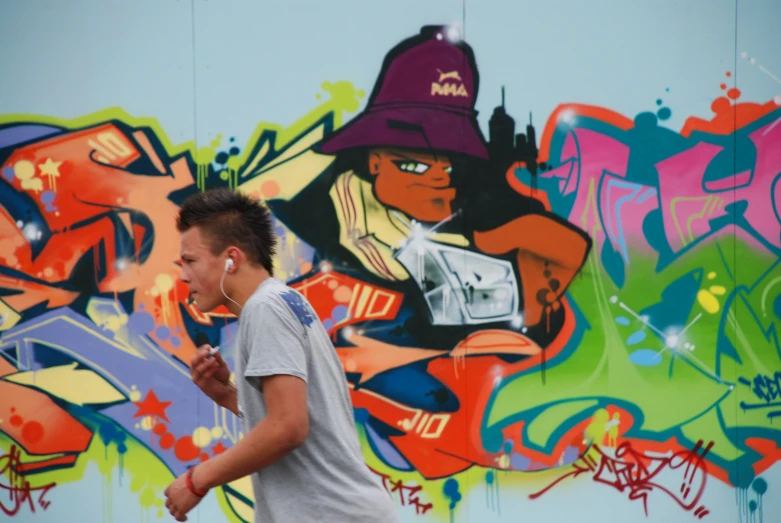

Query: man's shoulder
left=248, top=279, right=319, bottom=330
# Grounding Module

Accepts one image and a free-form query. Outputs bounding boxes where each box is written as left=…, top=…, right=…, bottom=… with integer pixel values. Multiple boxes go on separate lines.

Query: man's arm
left=213, top=382, right=240, bottom=418
left=190, top=373, right=308, bottom=490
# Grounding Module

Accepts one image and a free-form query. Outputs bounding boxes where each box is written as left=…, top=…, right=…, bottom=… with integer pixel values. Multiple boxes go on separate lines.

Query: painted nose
left=428, top=168, right=450, bottom=185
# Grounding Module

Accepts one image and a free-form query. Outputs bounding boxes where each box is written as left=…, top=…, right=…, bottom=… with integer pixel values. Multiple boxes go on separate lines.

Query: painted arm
left=473, top=213, right=592, bottom=326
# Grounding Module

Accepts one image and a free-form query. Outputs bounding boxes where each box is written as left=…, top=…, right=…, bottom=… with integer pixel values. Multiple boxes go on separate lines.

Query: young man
left=163, top=188, right=399, bottom=522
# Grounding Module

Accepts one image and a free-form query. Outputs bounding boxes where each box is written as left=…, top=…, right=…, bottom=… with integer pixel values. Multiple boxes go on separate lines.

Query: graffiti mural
left=2, top=18, right=781, bottom=523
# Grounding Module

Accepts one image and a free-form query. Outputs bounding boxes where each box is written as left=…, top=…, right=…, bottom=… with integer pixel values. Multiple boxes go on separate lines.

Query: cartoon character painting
left=255, top=25, right=593, bottom=478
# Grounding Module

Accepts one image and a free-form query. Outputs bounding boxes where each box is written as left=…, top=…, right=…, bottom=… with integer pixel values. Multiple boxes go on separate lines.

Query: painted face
left=178, top=227, right=226, bottom=313
left=369, top=148, right=456, bottom=223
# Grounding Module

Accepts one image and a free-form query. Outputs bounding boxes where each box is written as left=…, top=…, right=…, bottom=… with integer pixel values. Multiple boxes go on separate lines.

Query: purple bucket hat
left=318, top=26, right=488, bottom=160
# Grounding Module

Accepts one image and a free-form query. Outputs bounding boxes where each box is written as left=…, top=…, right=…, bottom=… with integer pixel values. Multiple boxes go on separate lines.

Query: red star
left=133, top=389, right=172, bottom=422
left=212, top=442, right=227, bottom=455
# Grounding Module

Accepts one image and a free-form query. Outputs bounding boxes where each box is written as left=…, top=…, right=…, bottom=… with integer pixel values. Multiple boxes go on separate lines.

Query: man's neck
left=225, top=269, right=271, bottom=317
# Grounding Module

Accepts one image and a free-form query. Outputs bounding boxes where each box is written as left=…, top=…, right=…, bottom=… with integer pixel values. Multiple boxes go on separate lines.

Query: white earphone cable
left=220, top=264, right=243, bottom=310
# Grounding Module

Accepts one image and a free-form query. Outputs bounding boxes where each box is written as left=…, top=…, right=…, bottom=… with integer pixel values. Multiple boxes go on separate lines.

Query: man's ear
left=369, top=151, right=381, bottom=177
left=225, top=246, right=241, bottom=271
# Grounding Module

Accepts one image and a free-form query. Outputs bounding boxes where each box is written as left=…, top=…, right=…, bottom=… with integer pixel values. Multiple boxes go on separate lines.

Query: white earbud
left=220, top=258, right=242, bottom=310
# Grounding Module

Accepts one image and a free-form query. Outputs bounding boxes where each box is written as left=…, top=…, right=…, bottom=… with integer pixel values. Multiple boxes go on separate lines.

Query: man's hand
left=191, top=346, right=230, bottom=393
left=164, top=471, right=204, bottom=522
left=190, top=346, right=239, bottom=415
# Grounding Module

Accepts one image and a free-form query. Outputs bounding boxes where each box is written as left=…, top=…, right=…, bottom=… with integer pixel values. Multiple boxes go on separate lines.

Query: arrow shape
left=336, top=334, right=447, bottom=385
left=3, top=362, right=127, bottom=406
left=338, top=330, right=541, bottom=385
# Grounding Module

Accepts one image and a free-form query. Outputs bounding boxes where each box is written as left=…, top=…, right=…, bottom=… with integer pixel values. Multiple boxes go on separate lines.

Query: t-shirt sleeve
left=243, top=293, right=309, bottom=390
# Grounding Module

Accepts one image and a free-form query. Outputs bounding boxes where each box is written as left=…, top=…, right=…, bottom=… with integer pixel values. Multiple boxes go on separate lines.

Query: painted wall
left=1, top=1, right=781, bottom=521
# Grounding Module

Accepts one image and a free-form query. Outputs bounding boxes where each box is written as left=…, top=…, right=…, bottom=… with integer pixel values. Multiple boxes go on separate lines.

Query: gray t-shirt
left=234, top=277, right=399, bottom=523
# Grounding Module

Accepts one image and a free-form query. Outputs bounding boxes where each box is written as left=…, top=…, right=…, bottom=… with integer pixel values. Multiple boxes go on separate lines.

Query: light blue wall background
left=3, top=0, right=779, bottom=147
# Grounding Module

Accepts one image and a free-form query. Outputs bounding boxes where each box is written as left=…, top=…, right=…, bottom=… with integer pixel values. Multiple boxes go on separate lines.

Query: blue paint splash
left=443, top=478, right=462, bottom=523
left=155, top=325, right=170, bottom=341
left=41, top=190, right=58, bottom=213
left=752, top=477, right=767, bottom=523
left=626, top=330, right=647, bottom=345
left=331, top=304, right=349, bottom=322
left=485, top=470, right=500, bottom=514
left=629, top=349, right=662, bottom=366
left=98, top=422, right=128, bottom=485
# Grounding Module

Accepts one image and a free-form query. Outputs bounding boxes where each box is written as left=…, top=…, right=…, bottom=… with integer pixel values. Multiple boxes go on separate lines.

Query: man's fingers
left=194, top=360, right=217, bottom=378
left=192, top=348, right=226, bottom=371
left=194, top=356, right=216, bottom=372
left=213, top=351, right=227, bottom=365
left=191, top=351, right=206, bottom=366
left=191, top=347, right=213, bottom=366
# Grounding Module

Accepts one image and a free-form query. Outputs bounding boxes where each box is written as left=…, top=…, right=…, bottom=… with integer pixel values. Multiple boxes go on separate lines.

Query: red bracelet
left=186, top=467, right=208, bottom=497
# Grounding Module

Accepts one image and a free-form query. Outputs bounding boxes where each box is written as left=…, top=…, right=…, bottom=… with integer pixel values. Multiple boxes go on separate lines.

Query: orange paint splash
left=174, top=436, right=200, bottom=462
left=159, top=433, right=174, bottom=449
left=727, top=88, right=741, bottom=100
left=680, top=97, right=778, bottom=136
left=22, top=421, right=44, bottom=444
